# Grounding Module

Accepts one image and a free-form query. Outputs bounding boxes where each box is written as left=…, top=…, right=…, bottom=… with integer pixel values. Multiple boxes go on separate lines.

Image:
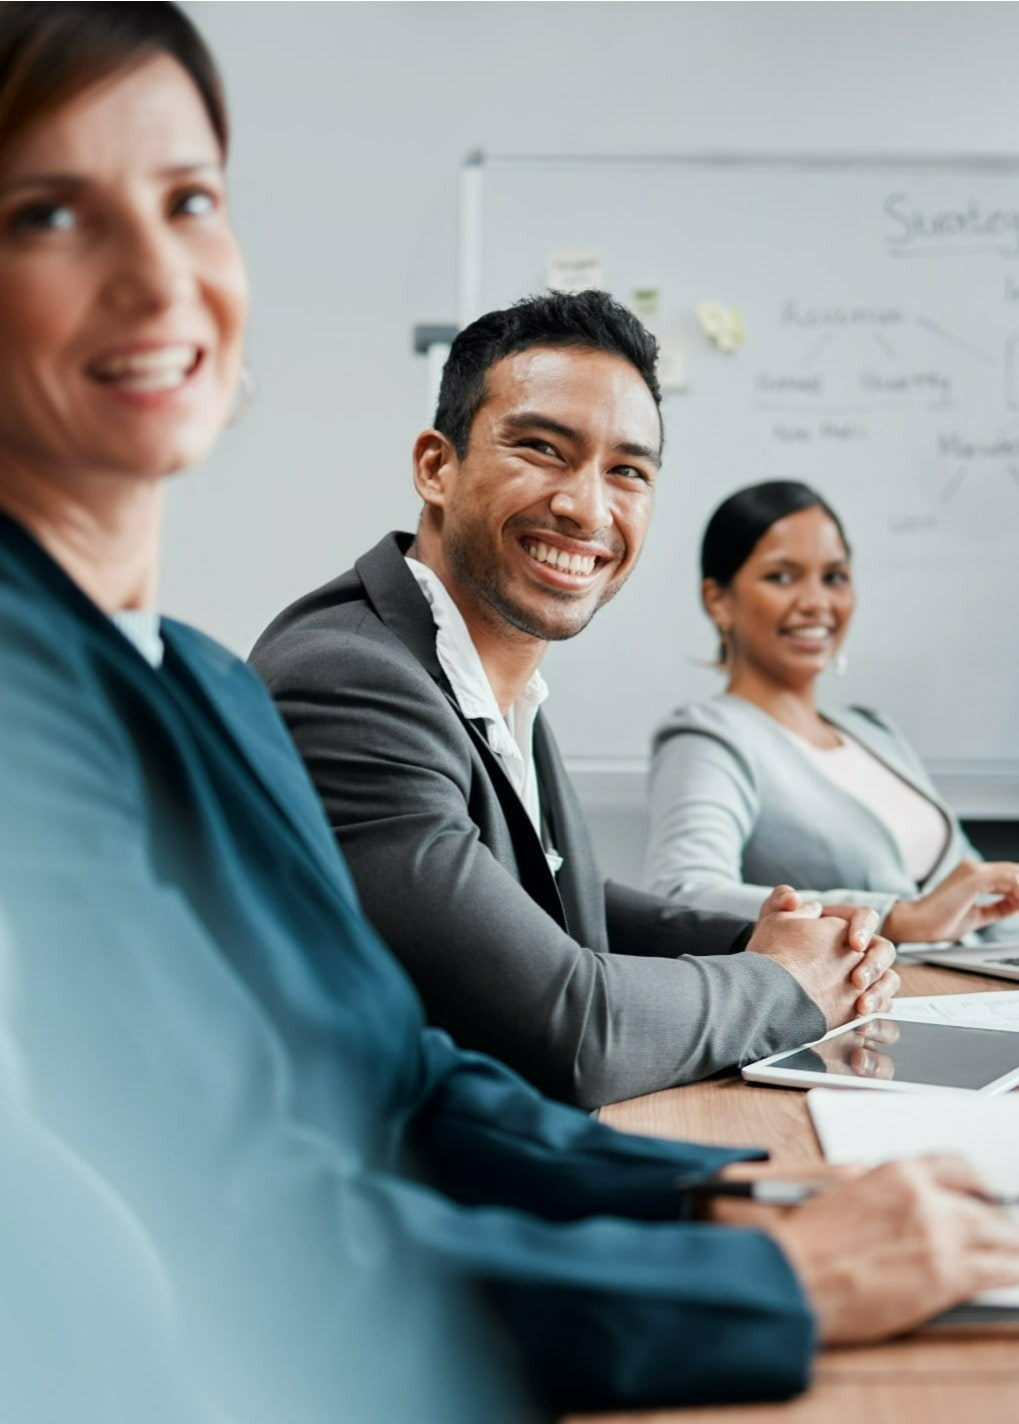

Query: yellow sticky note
left=630, top=287, right=661, bottom=325
left=696, top=302, right=746, bottom=352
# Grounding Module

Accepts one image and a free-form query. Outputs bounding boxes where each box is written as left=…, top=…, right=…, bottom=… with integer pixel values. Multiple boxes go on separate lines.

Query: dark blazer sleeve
left=391, top=1029, right=816, bottom=1412
left=253, top=623, right=824, bottom=1108
left=604, top=879, right=754, bottom=958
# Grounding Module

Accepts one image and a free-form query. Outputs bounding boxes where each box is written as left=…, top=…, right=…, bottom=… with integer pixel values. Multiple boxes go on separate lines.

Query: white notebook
left=808, top=1089, right=1019, bottom=1311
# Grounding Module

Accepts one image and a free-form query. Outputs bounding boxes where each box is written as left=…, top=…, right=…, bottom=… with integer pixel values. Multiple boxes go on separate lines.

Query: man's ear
left=412, top=429, right=459, bottom=511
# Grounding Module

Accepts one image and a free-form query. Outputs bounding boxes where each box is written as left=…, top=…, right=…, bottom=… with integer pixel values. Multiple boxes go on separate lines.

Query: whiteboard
left=460, top=154, right=1019, bottom=808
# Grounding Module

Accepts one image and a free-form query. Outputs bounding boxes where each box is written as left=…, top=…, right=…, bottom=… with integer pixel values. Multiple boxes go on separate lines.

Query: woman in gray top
left=646, top=481, right=1019, bottom=943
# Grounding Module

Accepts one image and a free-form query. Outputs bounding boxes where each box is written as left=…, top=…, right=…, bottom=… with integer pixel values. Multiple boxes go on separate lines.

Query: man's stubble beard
left=445, top=520, right=630, bottom=644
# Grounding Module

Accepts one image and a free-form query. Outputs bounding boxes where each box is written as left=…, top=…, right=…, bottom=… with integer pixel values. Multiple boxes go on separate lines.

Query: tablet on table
left=743, top=1014, right=1019, bottom=1094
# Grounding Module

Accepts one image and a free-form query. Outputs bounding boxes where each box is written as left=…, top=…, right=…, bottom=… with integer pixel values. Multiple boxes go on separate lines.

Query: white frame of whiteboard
left=457, top=149, right=1019, bottom=324
left=742, top=1012, right=1019, bottom=1095
left=457, top=151, right=1019, bottom=817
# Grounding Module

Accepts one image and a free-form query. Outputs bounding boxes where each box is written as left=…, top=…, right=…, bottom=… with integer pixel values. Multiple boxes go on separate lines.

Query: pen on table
left=684, top=1178, right=1019, bottom=1208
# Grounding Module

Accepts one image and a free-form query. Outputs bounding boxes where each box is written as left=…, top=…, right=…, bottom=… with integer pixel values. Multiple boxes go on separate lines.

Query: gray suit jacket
left=250, top=534, right=822, bottom=1107
left=646, top=694, right=985, bottom=927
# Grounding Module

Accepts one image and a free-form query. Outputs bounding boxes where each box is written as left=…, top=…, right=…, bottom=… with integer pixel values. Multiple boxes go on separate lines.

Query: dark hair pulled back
left=700, top=480, right=850, bottom=586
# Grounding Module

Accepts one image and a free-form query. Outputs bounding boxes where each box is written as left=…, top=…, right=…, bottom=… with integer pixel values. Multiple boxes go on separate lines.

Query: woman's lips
left=780, top=624, right=835, bottom=649
left=87, top=344, right=202, bottom=392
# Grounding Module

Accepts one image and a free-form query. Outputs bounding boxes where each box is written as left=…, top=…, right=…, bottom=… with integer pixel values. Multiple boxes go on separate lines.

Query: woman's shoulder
left=650, top=695, right=786, bottom=790
left=649, top=695, right=771, bottom=805
left=652, top=693, right=785, bottom=750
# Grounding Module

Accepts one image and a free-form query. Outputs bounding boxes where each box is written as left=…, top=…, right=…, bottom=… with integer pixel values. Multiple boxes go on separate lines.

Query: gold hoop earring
left=228, top=364, right=255, bottom=427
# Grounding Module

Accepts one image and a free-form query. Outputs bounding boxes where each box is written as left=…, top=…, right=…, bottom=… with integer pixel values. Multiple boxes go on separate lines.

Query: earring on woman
left=228, top=364, right=256, bottom=427
left=834, top=649, right=849, bottom=677
left=716, top=625, right=731, bottom=668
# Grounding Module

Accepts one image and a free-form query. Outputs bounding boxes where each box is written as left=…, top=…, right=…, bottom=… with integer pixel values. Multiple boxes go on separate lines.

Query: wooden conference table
left=568, top=962, right=1019, bottom=1424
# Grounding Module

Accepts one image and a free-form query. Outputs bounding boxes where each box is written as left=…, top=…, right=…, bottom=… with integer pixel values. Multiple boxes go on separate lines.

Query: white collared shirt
left=405, top=557, right=560, bottom=870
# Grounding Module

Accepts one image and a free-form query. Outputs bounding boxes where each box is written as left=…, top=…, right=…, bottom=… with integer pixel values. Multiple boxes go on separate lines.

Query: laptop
left=914, top=941, right=1019, bottom=982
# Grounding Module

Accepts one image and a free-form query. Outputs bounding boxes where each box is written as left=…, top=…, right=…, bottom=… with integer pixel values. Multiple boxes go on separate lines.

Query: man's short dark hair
left=434, top=290, right=661, bottom=457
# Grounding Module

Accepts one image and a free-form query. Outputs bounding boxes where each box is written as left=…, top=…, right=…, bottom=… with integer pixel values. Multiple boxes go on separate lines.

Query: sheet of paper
left=656, top=337, right=689, bottom=391
left=809, top=1088, right=1019, bottom=1306
left=546, top=251, right=603, bottom=295
left=893, top=990, right=1019, bottom=1032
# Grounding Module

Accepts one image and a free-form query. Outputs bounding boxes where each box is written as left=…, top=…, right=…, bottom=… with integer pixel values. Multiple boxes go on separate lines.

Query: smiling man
left=427, top=340, right=656, bottom=659
left=251, top=291, right=896, bottom=1108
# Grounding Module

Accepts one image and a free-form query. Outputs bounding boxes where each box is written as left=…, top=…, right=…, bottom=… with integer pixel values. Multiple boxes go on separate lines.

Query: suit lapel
left=823, top=706, right=953, bottom=822
left=356, top=533, right=567, bottom=927
left=457, top=708, right=566, bottom=926
left=821, top=705, right=955, bottom=884
left=534, top=716, right=603, bottom=942
left=822, top=707, right=927, bottom=789
left=355, top=533, right=446, bottom=684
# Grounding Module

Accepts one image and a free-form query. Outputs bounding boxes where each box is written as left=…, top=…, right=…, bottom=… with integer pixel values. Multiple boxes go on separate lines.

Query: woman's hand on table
left=705, top=1156, right=1019, bottom=1343
left=764, top=1155, right=1019, bottom=1344
left=884, top=860, right=1019, bottom=944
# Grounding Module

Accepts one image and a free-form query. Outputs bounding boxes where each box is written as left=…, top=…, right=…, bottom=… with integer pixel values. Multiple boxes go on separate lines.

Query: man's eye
left=11, top=201, right=76, bottom=233
left=518, top=439, right=557, bottom=457
left=172, top=187, right=218, bottom=219
left=614, top=465, right=651, bottom=484
left=825, top=570, right=850, bottom=586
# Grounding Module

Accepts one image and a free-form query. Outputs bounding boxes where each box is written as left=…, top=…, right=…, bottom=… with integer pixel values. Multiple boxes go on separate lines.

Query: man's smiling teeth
left=90, top=345, right=199, bottom=390
left=525, top=541, right=597, bottom=576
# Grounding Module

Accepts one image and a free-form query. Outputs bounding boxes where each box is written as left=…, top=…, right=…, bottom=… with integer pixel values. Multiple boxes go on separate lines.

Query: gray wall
left=171, top=2, right=1019, bottom=877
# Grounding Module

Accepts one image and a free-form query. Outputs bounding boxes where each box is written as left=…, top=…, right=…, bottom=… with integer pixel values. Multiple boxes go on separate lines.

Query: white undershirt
left=111, top=608, right=164, bottom=668
left=405, top=557, right=562, bottom=873
left=790, top=728, right=949, bottom=883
